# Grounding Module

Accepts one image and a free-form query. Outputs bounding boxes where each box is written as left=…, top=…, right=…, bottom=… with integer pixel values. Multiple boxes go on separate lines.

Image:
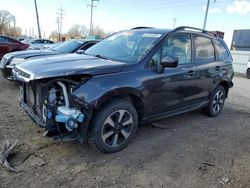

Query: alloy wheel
left=212, top=90, right=224, bottom=113
left=101, top=109, right=133, bottom=148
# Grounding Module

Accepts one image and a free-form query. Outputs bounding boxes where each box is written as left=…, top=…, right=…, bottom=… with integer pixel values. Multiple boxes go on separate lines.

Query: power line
left=101, top=2, right=205, bottom=14
left=102, top=0, right=201, bottom=11
left=87, top=0, right=99, bottom=35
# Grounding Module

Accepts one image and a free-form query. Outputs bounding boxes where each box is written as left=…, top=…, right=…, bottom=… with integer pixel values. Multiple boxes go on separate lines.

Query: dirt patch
left=0, top=76, right=250, bottom=188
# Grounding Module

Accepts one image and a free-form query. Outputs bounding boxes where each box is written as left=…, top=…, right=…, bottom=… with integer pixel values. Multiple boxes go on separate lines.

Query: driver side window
left=149, top=34, right=192, bottom=68
left=163, top=34, right=191, bottom=65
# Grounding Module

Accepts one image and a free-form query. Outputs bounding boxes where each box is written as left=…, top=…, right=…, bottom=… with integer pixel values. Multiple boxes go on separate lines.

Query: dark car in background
left=0, top=35, right=29, bottom=59
left=0, top=39, right=99, bottom=79
left=13, top=27, right=234, bottom=153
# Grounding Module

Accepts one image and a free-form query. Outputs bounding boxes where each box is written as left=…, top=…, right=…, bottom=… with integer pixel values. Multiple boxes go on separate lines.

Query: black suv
left=13, top=26, right=234, bottom=153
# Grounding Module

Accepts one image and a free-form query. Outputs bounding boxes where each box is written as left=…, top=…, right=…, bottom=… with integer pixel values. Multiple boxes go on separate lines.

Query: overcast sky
left=0, top=0, right=250, bottom=46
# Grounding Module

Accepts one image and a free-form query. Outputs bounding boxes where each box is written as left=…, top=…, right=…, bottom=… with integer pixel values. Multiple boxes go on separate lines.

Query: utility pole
left=173, top=18, right=177, bottom=29
left=87, top=0, right=99, bottom=35
left=203, top=0, right=216, bottom=30
left=34, top=0, right=41, bottom=38
left=56, top=6, right=66, bottom=41
left=12, top=17, right=16, bottom=38
left=56, top=18, right=61, bottom=42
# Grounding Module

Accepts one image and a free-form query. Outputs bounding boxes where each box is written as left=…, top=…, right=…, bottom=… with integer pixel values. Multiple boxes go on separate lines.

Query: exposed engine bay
left=20, top=78, right=89, bottom=141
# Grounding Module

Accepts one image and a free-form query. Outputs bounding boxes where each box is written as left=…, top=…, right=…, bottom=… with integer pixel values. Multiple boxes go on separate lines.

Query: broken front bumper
left=20, top=100, right=44, bottom=127
left=20, top=99, right=92, bottom=143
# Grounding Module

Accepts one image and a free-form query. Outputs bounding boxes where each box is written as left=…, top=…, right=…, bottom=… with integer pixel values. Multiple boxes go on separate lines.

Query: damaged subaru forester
left=13, top=27, right=234, bottom=153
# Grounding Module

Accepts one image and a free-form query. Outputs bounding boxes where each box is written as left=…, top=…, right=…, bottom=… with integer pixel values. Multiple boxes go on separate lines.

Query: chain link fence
left=231, top=51, right=250, bottom=75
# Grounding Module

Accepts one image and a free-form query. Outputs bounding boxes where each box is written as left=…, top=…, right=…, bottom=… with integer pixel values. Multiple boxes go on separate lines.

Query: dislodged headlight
left=9, top=58, right=25, bottom=66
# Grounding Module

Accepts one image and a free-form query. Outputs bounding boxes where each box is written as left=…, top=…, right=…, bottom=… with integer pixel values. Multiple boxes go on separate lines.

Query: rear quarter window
left=213, top=39, right=230, bottom=61
left=194, top=36, right=215, bottom=63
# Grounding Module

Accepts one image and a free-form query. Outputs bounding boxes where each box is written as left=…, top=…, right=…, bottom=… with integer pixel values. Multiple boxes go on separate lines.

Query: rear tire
left=246, top=68, right=250, bottom=79
left=88, top=99, right=138, bottom=153
left=202, top=85, right=226, bottom=117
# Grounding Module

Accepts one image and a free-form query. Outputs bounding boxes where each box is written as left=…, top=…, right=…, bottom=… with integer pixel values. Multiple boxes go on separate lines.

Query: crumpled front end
left=15, top=68, right=92, bottom=142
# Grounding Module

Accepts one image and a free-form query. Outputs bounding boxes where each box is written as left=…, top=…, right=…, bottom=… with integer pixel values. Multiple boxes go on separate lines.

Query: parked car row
left=0, top=26, right=234, bottom=153
left=0, top=39, right=99, bottom=79
left=1, top=36, right=60, bottom=60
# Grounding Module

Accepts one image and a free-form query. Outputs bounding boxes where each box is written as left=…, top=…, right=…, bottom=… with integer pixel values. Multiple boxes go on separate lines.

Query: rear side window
left=34, top=40, right=42, bottom=44
left=0, top=37, right=8, bottom=43
left=194, top=36, right=215, bottom=63
left=213, top=39, right=230, bottom=61
left=44, top=40, right=53, bottom=44
left=0, top=37, right=17, bottom=43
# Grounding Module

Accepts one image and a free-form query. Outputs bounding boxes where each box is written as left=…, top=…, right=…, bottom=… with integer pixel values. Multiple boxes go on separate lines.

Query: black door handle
left=187, top=70, right=194, bottom=76
left=215, top=66, right=220, bottom=71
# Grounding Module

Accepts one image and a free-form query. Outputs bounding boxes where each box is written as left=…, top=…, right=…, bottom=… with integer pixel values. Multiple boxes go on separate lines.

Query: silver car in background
left=23, top=39, right=54, bottom=50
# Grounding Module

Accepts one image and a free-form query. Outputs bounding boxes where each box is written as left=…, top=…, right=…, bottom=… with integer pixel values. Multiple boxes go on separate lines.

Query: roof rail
left=131, top=27, right=154, bottom=30
left=174, top=26, right=218, bottom=37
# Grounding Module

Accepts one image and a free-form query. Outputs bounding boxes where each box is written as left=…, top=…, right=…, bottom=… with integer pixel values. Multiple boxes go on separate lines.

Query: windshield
left=85, top=30, right=162, bottom=63
left=51, top=40, right=84, bottom=53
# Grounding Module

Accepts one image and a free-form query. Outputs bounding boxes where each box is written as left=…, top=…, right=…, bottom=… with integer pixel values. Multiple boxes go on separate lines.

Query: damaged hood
left=14, top=50, right=59, bottom=59
left=1, top=49, right=59, bottom=68
left=14, top=53, right=126, bottom=82
left=5, top=49, right=58, bottom=60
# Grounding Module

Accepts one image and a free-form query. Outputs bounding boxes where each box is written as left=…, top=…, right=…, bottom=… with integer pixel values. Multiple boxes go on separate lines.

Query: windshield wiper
left=83, top=53, right=110, bottom=60
left=94, top=54, right=109, bottom=60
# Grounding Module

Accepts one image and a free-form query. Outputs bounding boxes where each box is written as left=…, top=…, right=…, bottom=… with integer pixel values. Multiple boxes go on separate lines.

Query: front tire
left=88, top=99, right=138, bottom=153
left=202, top=85, right=226, bottom=117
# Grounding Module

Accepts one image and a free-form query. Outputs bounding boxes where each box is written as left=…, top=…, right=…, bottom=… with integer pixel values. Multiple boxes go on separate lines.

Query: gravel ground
left=0, top=76, right=249, bottom=188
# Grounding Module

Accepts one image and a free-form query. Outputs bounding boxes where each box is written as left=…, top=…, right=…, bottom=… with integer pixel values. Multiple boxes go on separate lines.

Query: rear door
left=192, top=35, right=223, bottom=104
left=144, top=33, right=197, bottom=117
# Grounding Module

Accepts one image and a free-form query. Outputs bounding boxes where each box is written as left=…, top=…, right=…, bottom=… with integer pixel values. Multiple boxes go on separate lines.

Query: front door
left=143, top=33, right=197, bottom=117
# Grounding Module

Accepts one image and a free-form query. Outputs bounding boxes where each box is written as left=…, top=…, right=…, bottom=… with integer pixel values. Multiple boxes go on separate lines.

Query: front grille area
left=26, top=84, right=35, bottom=108
left=20, top=100, right=44, bottom=127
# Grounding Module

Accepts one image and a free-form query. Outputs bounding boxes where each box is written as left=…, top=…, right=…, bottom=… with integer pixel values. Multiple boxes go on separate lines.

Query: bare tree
left=92, top=25, right=106, bottom=38
left=5, top=26, right=22, bottom=37
left=68, top=24, right=87, bottom=38
left=49, top=30, right=58, bottom=37
left=0, top=10, right=16, bottom=35
left=48, top=30, right=61, bottom=42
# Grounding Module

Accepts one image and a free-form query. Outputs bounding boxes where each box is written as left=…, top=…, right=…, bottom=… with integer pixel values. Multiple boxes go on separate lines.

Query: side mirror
left=161, top=56, right=178, bottom=68
left=157, top=56, right=178, bottom=73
